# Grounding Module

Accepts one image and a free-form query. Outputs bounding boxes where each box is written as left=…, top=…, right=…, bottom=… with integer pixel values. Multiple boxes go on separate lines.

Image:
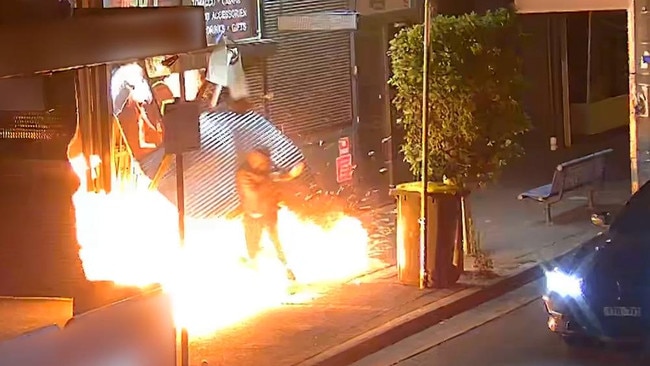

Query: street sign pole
left=631, top=0, right=650, bottom=193
left=163, top=70, right=200, bottom=366
left=419, top=0, right=432, bottom=290
left=176, top=70, right=189, bottom=366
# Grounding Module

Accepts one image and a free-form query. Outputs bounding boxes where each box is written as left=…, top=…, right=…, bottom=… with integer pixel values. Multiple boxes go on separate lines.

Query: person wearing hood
left=235, top=147, right=305, bottom=281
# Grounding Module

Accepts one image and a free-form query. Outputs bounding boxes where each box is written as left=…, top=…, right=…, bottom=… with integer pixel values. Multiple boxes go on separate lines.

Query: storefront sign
left=183, top=0, right=261, bottom=44
left=163, top=100, right=202, bottom=154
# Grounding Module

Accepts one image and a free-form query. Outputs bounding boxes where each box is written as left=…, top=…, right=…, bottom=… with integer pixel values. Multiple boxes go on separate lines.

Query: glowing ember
left=69, top=155, right=371, bottom=336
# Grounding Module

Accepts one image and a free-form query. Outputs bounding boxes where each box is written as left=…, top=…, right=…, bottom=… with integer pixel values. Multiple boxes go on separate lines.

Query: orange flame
left=69, top=155, right=373, bottom=336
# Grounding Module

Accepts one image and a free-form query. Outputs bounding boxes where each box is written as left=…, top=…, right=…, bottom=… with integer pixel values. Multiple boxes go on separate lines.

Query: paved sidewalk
left=188, top=176, right=631, bottom=366
left=468, top=180, right=630, bottom=275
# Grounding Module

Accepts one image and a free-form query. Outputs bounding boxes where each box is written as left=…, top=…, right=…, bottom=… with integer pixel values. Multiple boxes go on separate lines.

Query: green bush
left=388, top=8, right=530, bottom=189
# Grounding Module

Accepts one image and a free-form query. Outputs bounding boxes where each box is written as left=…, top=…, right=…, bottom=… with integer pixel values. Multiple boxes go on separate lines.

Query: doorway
left=385, top=22, right=413, bottom=187
left=355, top=20, right=412, bottom=204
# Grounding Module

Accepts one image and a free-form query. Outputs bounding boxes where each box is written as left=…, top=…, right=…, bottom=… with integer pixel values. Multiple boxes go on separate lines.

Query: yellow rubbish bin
left=390, top=182, right=464, bottom=288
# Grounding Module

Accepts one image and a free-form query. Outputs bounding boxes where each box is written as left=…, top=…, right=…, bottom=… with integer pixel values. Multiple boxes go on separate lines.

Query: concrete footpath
left=189, top=177, right=630, bottom=366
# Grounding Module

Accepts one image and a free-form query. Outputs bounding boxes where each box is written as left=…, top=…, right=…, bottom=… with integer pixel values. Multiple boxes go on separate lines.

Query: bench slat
left=518, top=184, right=553, bottom=201
left=517, top=148, right=613, bottom=224
left=518, top=148, right=613, bottom=202
left=556, top=148, right=613, bottom=171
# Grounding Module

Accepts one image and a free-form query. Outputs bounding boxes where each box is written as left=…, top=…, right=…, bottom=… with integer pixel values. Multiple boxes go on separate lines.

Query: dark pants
left=243, top=212, right=289, bottom=267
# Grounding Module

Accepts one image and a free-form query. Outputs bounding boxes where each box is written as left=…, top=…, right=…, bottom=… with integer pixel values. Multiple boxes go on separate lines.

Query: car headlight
left=545, top=268, right=583, bottom=298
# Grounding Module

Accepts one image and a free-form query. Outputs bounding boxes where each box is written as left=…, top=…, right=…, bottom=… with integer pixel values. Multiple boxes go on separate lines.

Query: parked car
left=543, top=181, right=650, bottom=345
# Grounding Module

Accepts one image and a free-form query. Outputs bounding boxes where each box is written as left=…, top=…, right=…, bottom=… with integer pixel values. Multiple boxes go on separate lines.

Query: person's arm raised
left=271, top=162, right=306, bottom=182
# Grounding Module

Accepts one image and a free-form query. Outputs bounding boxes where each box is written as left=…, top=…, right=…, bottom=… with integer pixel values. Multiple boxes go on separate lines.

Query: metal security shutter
left=0, top=73, right=77, bottom=160
left=139, top=111, right=308, bottom=218
left=262, top=0, right=353, bottom=136
left=242, top=62, right=266, bottom=116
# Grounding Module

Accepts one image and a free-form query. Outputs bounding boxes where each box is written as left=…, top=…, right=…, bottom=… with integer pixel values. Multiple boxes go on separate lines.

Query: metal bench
left=517, top=148, right=613, bottom=224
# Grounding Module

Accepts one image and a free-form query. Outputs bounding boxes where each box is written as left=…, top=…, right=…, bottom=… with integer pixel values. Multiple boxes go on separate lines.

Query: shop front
left=353, top=0, right=420, bottom=204
left=105, top=0, right=356, bottom=193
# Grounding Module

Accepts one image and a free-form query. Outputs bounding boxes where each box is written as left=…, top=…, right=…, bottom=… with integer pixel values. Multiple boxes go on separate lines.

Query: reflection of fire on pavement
left=69, top=155, right=373, bottom=337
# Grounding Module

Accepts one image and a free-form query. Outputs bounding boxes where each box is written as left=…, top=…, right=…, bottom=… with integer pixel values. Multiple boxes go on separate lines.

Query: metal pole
left=631, top=0, right=650, bottom=192
left=176, top=70, right=189, bottom=366
left=629, top=2, right=639, bottom=193
left=560, top=15, right=572, bottom=148
left=419, top=0, right=431, bottom=290
left=586, top=11, right=592, bottom=104
left=382, top=24, right=395, bottom=188
left=348, top=0, right=361, bottom=185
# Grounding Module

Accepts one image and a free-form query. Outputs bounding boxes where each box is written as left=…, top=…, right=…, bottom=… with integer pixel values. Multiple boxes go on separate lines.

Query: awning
left=0, top=7, right=207, bottom=79
left=514, top=0, right=627, bottom=13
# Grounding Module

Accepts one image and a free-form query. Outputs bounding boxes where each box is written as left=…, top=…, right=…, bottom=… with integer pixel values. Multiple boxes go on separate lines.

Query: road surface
left=354, top=279, right=650, bottom=366
left=396, top=301, right=649, bottom=366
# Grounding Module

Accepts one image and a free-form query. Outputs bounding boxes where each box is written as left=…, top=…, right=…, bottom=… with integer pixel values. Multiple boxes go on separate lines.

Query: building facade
left=105, top=0, right=356, bottom=192
left=103, top=0, right=631, bottom=198
left=351, top=0, right=505, bottom=199
left=354, top=0, right=633, bottom=192
left=101, top=0, right=500, bottom=201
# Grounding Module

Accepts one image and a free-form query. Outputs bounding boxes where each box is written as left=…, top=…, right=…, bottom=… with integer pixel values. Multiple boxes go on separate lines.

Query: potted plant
left=388, top=7, right=530, bottom=256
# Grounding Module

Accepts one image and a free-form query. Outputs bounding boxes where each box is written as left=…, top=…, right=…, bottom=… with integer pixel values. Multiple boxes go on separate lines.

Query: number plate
left=603, top=306, right=642, bottom=317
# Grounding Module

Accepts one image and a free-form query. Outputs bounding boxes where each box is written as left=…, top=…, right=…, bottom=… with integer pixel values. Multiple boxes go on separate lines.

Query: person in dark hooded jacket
left=235, top=147, right=305, bottom=281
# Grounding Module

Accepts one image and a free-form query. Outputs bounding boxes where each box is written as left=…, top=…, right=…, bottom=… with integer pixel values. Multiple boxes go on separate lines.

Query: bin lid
left=395, top=181, right=459, bottom=194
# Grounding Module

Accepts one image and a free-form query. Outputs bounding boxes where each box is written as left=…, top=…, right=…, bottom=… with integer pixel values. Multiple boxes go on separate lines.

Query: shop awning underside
left=0, top=7, right=207, bottom=79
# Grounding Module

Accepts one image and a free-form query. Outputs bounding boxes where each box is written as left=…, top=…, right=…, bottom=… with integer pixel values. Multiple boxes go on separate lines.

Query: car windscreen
left=610, top=181, right=650, bottom=235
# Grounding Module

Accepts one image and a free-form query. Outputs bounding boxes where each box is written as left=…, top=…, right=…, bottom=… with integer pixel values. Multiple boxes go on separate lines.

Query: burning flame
left=69, top=155, right=372, bottom=336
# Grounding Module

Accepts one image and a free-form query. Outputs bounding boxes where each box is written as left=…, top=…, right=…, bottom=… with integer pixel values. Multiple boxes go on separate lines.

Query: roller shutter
left=139, top=111, right=309, bottom=219
left=262, top=0, right=353, bottom=137
left=242, top=62, right=266, bottom=115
